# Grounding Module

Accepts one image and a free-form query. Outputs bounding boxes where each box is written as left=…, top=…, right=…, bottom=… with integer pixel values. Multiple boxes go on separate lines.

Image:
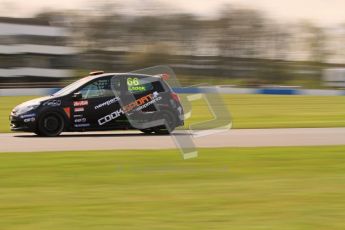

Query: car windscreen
left=52, top=77, right=93, bottom=97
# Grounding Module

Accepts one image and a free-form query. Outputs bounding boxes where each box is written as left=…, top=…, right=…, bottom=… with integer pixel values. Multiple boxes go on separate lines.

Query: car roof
left=83, top=73, right=159, bottom=82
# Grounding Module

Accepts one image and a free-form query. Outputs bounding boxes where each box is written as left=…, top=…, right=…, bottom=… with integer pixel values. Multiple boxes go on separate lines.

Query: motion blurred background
left=1, top=2, right=345, bottom=230
left=1, top=0, right=345, bottom=89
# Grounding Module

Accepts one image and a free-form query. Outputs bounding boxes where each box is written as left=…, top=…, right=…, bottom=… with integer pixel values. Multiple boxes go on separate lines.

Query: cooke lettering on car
left=73, top=100, right=88, bottom=107
left=97, top=91, right=162, bottom=126
left=98, top=109, right=124, bottom=126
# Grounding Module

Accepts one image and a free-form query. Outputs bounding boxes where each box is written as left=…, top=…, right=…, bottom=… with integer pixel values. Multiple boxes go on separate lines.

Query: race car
left=10, top=71, right=184, bottom=137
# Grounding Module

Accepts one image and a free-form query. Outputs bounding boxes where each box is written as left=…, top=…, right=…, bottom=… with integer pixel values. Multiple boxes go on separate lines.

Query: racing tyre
left=38, top=112, right=64, bottom=137
left=152, top=111, right=176, bottom=135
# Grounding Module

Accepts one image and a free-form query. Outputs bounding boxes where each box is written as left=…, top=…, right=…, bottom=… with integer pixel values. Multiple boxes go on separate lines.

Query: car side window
left=79, top=78, right=113, bottom=99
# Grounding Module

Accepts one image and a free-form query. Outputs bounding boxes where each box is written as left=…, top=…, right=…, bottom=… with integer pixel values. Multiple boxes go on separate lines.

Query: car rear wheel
left=152, top=111, right=176, bottom=135
left=37, top=112, right=64, bottom=137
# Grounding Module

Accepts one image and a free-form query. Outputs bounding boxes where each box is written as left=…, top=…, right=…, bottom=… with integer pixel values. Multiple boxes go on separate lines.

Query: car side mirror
left=72, top=92, right=82, bottom=100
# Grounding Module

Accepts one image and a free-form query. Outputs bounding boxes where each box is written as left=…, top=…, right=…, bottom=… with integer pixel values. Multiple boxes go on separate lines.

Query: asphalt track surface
left=0, top=128, right=345, bottom=152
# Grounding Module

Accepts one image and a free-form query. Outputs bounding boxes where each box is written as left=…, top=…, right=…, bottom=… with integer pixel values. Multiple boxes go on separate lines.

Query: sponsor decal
left=74, top=107, right=84, bottom=112
left=74, top=118, right=87, bottom=123
left=43, top=100, right=61, bottom=107
left=127, top=77, right=140, bottom=86
left=74, top=123, right=90, bottom=128
left=122, top=91, right=161, bottom=113
left=134, top=95, right=162, bottom=112
left=122, top=94, right=153, bottom=113
left=20, top=113, right=36, bottom=119
left=63, top=107, right=71, bottom=119
left=97, top=92, right=161, bottom=126
left=127, top=77, right=147, bottom=92
left=24, top=117, right=35, bottom=123
left=73, top=114, right=83, bottom=118
left=98, top=109, right=124, bottom=126
left=95, top=97, right=119, bottom=110
left=74, top=100, right=88, bottom=107
left=128, top=85, right=146, bottom=91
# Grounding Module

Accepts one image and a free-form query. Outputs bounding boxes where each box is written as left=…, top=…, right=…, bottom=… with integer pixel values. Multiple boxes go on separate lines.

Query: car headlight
left=16, top=104, right=40, bottom=115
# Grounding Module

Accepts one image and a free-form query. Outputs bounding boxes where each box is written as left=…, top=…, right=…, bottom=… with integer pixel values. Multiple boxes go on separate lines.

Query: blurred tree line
left=35, top=3, right=345, bottom=87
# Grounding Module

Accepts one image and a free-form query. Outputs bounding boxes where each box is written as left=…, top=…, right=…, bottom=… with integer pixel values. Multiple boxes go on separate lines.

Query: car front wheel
left=37, top=112, right=64, bottom=137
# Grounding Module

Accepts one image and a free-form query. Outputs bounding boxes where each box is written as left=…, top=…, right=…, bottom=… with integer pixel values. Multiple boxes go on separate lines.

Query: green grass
left=0, top=96, right=38, bottom=133
left=186, top=94, right=345, bottom=129
left=1, top=94, right=345, bottom=133
left=1, top=146, right=345, bottom=229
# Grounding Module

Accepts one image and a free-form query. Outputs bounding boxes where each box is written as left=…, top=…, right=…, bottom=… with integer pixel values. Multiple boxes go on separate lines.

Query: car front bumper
left=10, top=113, right=37, bottom=132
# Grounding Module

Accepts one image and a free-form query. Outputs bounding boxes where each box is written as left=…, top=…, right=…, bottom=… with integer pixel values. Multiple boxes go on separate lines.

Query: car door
left=72, top=76, right=122, bottom=130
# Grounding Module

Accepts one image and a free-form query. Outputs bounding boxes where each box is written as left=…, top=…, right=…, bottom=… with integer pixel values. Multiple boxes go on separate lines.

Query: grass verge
left=1, top=146, right=345, bottom=229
